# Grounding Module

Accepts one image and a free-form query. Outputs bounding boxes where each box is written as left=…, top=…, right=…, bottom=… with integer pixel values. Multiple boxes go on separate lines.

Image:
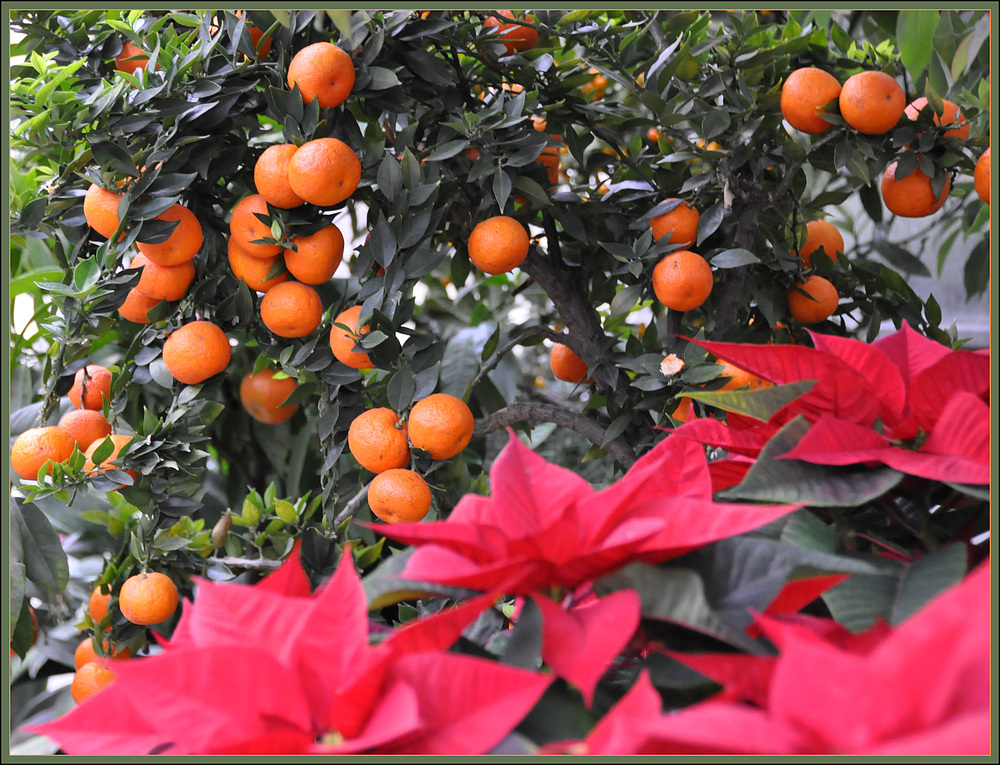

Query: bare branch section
left=203, top=555, right=282, bottom=572
left=473, top=401, right=637, bottom=468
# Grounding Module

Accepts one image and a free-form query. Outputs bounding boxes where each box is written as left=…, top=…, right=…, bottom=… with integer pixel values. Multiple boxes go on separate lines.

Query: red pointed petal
left=381, top=590, right=499, bottom=656
left=582, top=670, right=664, bottom=753
left=534, top=589, right=641, bottom=707
left=685, top=337, right=842, bottom=386
left=807, top=330, right=907, bottom=424
left=707, top=456, right=753, bottom=492
left=254, top=538, right=311, bottom=596
left=761, top=574, right=850, bottom=619
left=921, top=393, right=991, bottom=465
left=866, top=711, right=992, bottom=755
left=771, top=373, right=880, bottom=426
left=487, top=430, right=594, bottom=533
left=401, top=545, right=541, bottom=592
left=780, top=416, right=892, bottom=465
left=315, top=681, right=423, bottom=754
left=670, top=418, right=771, bottom=456
left=909, top=351, right=992, bottom=432
left=872, top=321, right=952, bottom=383
left=379, top=652, right=553, bottom=754
left=665, top=650, right=775, bottom=705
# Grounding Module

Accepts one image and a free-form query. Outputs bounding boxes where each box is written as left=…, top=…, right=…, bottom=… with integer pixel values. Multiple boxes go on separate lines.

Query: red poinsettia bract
left=565, top=558, right=992, bottom=755
left=672, top=323, right=991, bottom=486
left=367, top=430, right=800, bottom=594
left=32, top=545, right=550, bottom=755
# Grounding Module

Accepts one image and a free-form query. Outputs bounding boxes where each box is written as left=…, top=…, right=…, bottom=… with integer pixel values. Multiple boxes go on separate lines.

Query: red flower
left=32, top=545, right=551, bottom=755
left=366, top=430, right=799, bottom=594
left=672, top=323, right=991, bottom=485
left=563, top=558, right=992, bottom=755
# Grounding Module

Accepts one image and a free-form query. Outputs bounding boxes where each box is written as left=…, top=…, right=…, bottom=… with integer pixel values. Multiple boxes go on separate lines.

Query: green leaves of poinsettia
left=362, top=547, right=480, bottom=610
left=719, top=416, right=904, bottom=506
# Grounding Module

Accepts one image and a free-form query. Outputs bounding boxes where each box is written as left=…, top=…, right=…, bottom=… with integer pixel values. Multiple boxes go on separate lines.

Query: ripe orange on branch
left=483, top=10, right=539, bottom=56
left=136, top=203, right=203, bottom=266
left=795, top=220, right=844, bottom=267
left=287, top=42, right=356, bottom=109
left=69, top=364, right=113, bottom=410
left=348, top=408, right=410, bottom=474
left=114, top=41, right=148, bottom=75
left=904, top=97, right=969, bottom=142
left=330, top=305, right=373, bottom=370
left=880, top=161, right=951, bottom=218
left=787, top=275, right=839, bottom=324
left=227, top=238, right=288, bottom=293
left=652, top=250, right=713, bottom=312
left=650, top=199, right=700, bottom=246
left=162, top=321, right=232, bottom=385
left=468, top=215, right=530, bottom=274
left=58, top=409, right=113, bottom=451
left=408, top=393, right=475, bottom=460
left=254, top=144, right=305, bottom=209
left=368, top=469, right=433, bottom=524
left=780, top=67, right=842, bottom=134
left=550, top=343, right=591, bottom=384
left=118, top=289, right=160, bottom=324
left=285, top=224, right=345, bottom=285
left=83, top=433, right=137, bottom=487
left=83, top=183, right=123, bottom=240
left=118, top=571, right=179, bottom=626
left=239, top=368, right=300, bottom=425
left=838, top=70, right=905, bottom=135
left=974, top=148, right=990, bottom=205
left=130, top=252, right=195, bottom=302
left=260, top=281, right=324, bottom=338
left=230, top=194, right=281, bottom=258
left=287, top=137, right=362, bottom=207
left=11, top=426, right=77, bottom=481
left=71, top=662, right=116, bottom=704
left=74, top=637, right=131, bottom=670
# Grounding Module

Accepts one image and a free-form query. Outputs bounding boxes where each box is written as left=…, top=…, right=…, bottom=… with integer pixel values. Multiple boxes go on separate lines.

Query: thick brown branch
left=473, top=401, right=637, bottom=468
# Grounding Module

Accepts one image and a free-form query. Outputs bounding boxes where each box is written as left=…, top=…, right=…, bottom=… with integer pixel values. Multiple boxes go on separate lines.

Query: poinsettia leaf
left=665, top=536, right=883, bottom=634
left=594, top=563, right=761, bottom=653
left=663, top=650, right=775, bottom=705
left=707, top=457, right=754, bottom=493
left=533, top=589, right=641, bottom=707
left=719, top=417, right=905, bottom=506
left=669, top=417, right=771, bottom=456
left=909, top=351, right=991, bottom=433
left=363, top=547, right=483, bottom=608
left=821, top=544, right=967, bottom=631
left=778, top=509, right=839, bottom=554
left=780, top=415, right=892, bottom=464
left=254, top=539, right=311, bottom=596
left=379, top=652, right=553, bottom=755
left=577, top=670, right=663, bottom=754
left=684, top=381, right=816, bottom=423
left=502, top=595, right=544, bottom=670
left=871, top=320, right=954, bottom=385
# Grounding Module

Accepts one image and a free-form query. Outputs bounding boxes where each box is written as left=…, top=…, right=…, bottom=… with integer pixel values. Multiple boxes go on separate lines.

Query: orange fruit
left=71, top=662, right=116, bottom=704
left=11, top=426, right=77, bottom=481
left=118, top=571, right=179, bottom=626
left=348, top=407, right=411, bottom=474
left=117, top=288, right=160, bottom=324
left=68, top=364, right=113, bottom=410
left=88, top=588, right=112, bottom=629
left=254, top=144, right=305, bottom=209
left=58, top=409, right=113, bottom=451
left=130, top=252, right=195, bottom=302
left=259, top=281, right=324, bottom=338
left=83, top=184, right=123, bottom=240
left=228, top=238, right=288, bottom=293
left=780, top=67, right=842, bottom=134
left=647, top=127, right=663, bottom=143
left=714, top=361, right=773, bottom=391
left=83, top=433, right=136, bottom=486
left=162, top=321, right=232, bottom=385
left=468, top=215, right=530, bottom=274
left=407, top=393, right=476, bottom=460
left=650, top=199, right=700, bottom=246
left=974, top=148, right=990, bottom=205
left=880, top=161, right=951, bottom=218
left=287, top=42, right=356, bottom=109
left=329, top=305, right=373, bottom=370
left=668, top=397, right=693, bottom=424
left=74, top=637, right=131, bottom=670
left=838, top=70, right=905, bottom=135
left=367, top=469, right=433, bottom=523
left=483, top=10, right=538, bottom=56
left=286, top=138, right=362, bottom=207
left=652, top=250, right=714, bottom=312
left=580, top=67, right=608, bottom=101
left=135, top=203, right=203, bottom=266
left=787, top=275, right=839, bottom=324
left=285, top=224, right=344, bottom=284
left=229, top=194, right=281, bottom=258
left=550, top=343, right=591, bottom=383
left=238, top=12, right=272, bottom=58
left=114, top=41, right=148, bottom=75
left=239, top=368, right=300, bottom=425
left=904, top=97, right=969, bottom=142
left=795, top=219, right=844, bottom=267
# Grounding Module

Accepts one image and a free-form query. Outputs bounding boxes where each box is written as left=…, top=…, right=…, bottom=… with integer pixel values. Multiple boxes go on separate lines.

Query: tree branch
left=203, top=555, right=282, bottom=572
left=473, top=401, right=637, bottom=468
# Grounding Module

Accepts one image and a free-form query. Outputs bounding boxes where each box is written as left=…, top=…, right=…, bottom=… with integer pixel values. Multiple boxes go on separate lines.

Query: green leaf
left=595, top=562, right=760, bottom=653
left=710, top=248, right=758, bottom=268
left=10, top=498, right=69, bottom=593
left=822, top=544, right=967, bottom=631
left=386, top=366, right=416, bottom=411
left=362, top=548, right=479, bottom=609
left=719, top=417, right=905, bottom=506
left=896, top=10, right=939, bottom=80
left=684, top=380, right=815, bottom=422
left=501, top=596, right=543, bottom=670
left=780, top=509, right=839, bottom=554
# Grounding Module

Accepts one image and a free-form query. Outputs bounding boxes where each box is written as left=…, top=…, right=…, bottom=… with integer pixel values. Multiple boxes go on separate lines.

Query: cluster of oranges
left=648, top=199, right=714, bottom=313
left=71, top=573, right=179, bottom=704
left=348, top=393, right=475, bottom=524
left=482, top=10, right=539, bottom=56
left=11, top=365, right=136, bottom=486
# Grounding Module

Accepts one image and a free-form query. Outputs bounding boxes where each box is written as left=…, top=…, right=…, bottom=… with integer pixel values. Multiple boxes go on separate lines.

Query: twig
left=468, top=325, right=564, bottom=392
left=473, top=401, right=637, bottom=468
left=333, top=481, right=372, bottom=530
left=203, top=555, right=283, bottom=571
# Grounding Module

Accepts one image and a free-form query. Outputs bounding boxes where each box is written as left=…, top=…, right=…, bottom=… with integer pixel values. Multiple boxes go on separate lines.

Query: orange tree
left=8, top=10, right=991, bottom=753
